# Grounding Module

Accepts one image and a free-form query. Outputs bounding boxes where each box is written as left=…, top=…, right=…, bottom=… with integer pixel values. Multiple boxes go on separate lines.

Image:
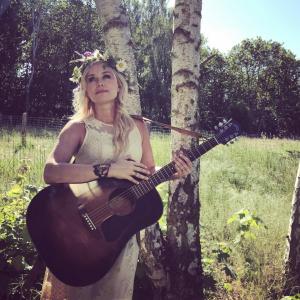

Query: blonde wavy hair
left=71, top=61, right=135, bottom=158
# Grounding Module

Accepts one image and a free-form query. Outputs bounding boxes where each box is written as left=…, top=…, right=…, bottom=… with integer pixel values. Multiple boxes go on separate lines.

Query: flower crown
left=69, top=49, right=128, bottom=84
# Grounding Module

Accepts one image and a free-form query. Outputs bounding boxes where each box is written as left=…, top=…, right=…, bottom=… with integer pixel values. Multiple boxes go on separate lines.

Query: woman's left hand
left=172, top=150, right=193, bottom=179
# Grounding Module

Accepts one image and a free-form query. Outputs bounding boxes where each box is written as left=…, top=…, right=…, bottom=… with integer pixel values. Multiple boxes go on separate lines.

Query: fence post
left=9, top=115, right=12, bottom=126
left=21, top=112, right=27, bottom=146
left=284, top=162, right=300, bottom=295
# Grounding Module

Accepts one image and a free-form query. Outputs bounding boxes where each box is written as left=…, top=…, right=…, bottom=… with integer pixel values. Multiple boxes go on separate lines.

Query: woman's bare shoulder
left=58, top=120, right=86, bottom=145
left=59, top=120, right=85, bottom=136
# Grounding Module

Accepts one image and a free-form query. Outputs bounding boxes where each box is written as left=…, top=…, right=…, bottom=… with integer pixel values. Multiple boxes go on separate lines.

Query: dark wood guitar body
left=26, top=178, right=163, bottom=286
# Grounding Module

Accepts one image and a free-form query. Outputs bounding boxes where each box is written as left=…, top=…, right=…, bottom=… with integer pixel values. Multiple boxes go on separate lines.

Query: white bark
left=94, top=0, right=141, bottom=114
left=139, top=225, right=168, bottom=289
left=167, top=0, right=203, bottom=299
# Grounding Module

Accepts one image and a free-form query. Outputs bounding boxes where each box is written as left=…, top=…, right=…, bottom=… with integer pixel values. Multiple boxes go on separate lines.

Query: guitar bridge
left=78, top=205, right=97, bottom=231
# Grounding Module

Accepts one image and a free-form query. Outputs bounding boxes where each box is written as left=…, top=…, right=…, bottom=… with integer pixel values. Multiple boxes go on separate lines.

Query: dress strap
left=130, top=115, right=203, bottom=138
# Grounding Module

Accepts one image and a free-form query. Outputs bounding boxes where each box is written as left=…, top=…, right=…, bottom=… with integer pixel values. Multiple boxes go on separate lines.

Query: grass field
left=0, top=128, right=299, bottom=299
left=199, top=137, right=299, bottom=299
left=151, top=133, right=300, bottom=299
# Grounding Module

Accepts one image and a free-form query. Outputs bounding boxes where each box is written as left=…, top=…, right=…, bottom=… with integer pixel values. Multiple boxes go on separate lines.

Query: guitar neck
left=130, top=136, right=219, bottom=199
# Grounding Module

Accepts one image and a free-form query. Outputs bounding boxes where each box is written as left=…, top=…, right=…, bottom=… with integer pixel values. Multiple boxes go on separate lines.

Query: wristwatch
left=93, top=163, right=111, bottom=178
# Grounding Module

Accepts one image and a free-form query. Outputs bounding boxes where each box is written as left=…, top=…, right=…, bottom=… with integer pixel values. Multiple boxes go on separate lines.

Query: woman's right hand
left=107, top=157, right=151, bottom=184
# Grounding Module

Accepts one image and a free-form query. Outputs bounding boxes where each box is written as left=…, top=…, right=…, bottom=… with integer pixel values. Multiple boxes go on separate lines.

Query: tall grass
left=0, top=129, right=57, bottom=192
left=200, top=137, right=298, bottom=236
left=0, top=128, right=299, bottom=299
left=199, top=137, right=299, bottom=299
left=151, top=134, right=300, bottom=299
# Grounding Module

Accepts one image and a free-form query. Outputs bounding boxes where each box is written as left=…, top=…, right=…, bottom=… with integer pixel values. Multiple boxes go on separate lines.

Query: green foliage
left=227, top=209, right=267, bottom=244
left=226, top=37, right=300, bottom=136
left=125, top=0, right=173, bottom=122
left=281, top=295, right=300, bottom=300
left=0, top=162, right=40, bottom=299
left=202, top=208, right=267, bottom=285
left=156, top=182, right=169, bottom=231
left=0, top=0, right=104, bottom=116
left=199, top=37, right=300, bottom=136
left=223, top=282, right=233, bottom=292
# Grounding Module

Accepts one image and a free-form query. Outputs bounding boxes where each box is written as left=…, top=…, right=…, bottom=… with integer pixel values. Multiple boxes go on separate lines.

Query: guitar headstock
left=214, top=119, right=241, bottom=145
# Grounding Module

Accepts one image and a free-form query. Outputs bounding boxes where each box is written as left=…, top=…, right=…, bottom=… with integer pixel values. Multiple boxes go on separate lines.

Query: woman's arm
left=44, top=120, right=151, bottom=185
left=43, top=121, right=98, bottom=184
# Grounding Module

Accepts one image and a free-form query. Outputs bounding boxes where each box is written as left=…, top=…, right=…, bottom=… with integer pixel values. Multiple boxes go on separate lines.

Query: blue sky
left=167, top=0, right=300, bottom=59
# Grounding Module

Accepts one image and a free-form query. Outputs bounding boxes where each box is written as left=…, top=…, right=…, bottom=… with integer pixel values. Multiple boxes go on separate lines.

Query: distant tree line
left=1, top=0, right=299, bottom=136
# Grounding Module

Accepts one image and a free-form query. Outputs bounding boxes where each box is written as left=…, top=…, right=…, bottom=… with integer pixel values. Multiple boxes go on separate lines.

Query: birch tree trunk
left=167, top=0, right=203, bottom=299
left=139, top=223, right=168, bottom=299
left=95, top=0, right=168, bottom=296
left=94, top=0, right=141, bottom=114
left=284, top=162, right=300, bottom=295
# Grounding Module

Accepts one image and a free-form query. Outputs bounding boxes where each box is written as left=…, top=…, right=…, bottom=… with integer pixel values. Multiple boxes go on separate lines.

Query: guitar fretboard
left=129, top=136, right=219, bottom=199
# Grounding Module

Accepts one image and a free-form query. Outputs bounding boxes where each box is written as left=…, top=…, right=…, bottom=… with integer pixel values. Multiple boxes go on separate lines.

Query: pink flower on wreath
left=83, top=51, right=92, bottom=57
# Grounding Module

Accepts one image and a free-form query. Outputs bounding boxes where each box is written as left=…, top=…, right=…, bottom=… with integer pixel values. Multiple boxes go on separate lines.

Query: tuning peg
left=214, top=125, right=218, bottom=130
left=218, top=122, right=223, bottom=127
left=223, top=118, right=227, bottom=124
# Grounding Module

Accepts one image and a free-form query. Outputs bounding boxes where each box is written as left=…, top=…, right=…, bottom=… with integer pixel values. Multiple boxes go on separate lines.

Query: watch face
left=93, top=163, right=110, bottom=178
left=99, top=164, right=109, bottom=177
left=99, top=165, right=106, bottom=174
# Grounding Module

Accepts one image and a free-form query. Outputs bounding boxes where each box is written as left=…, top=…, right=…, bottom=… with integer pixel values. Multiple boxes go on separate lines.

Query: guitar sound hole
left=101, top=214, right=132, bottom=242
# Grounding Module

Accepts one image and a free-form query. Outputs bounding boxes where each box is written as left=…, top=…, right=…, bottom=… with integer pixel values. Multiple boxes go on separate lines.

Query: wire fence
left=1, top=113, right=298, bottom=192
left=0, top=113, right=174, bottom=135
left=0, top=113, right=218, bottom=142
left=0, top=113, right=173, bottom=192
left=0, top=113, right=70, bottom=133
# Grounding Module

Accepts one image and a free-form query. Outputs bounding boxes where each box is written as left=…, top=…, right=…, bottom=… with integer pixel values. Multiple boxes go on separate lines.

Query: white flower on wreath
left=116, top=59, right=127, bottom=73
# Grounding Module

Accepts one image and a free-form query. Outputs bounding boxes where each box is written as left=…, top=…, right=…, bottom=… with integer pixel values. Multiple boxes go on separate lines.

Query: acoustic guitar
left=26, top=120, right=240, bottom=286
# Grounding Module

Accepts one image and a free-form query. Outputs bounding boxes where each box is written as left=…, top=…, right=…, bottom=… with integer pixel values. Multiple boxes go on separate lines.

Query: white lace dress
left=40, top=116, right=142, bottom=300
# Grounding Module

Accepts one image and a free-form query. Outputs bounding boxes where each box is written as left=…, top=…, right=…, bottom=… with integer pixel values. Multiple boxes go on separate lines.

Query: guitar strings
left=88, top=143, right=207, bottom=224
left=87, top=187, right=139, bottom=224
left=88, top=169, right=164, bottom=220
left=87, top=152, right=200, bottom=225
left=87, top=181, right=152, bottom=226
left=88, top=203, right=111, bottom=219
left=86, top=135, right=223, bottom=226
left=90, top=144, right=208, bottom=224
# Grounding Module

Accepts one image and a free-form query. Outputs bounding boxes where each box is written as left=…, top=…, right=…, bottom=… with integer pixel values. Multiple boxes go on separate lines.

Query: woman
left=40, top=50, right=192, bottom=300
